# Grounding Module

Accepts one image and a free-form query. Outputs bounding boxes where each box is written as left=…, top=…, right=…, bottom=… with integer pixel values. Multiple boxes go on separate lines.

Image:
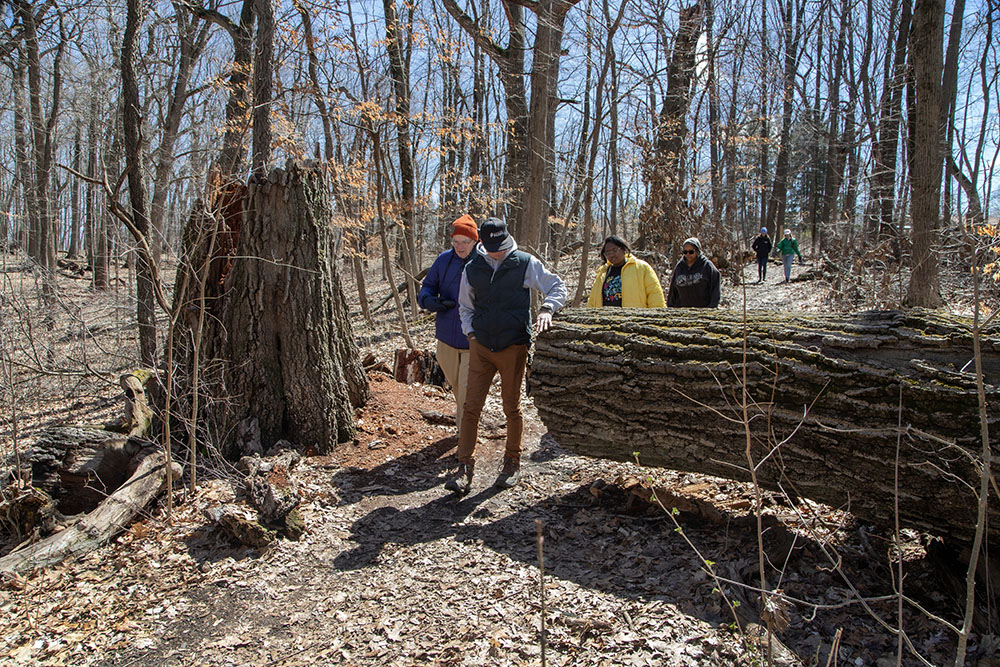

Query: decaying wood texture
left=29, top=371, right=156, bottom=514
left=0, top=371, right=179, bottom=575
left=529, top=308, right=1000, bottom=546
left=0, top=444, right=179, bottom=575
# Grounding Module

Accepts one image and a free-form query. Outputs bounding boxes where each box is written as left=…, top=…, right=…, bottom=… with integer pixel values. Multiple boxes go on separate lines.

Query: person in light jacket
left=774, top=228, right=803, bottom=283
left=667, top=237, right=721, bottom=308
left=418, top=214, right=478, bottom=439
left=587, top=235, right=665, bottom=308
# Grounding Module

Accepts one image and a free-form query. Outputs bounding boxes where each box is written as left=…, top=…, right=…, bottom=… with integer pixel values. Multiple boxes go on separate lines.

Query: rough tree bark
left=904, top=0, right=945, bottom=307
left=122, top=0, right=158, bottom=368
left=223, top=162, right=369, bottom=455
left=529, top=309, right=1000, bottom=548
left=252, top=0, right=274, bottom=175
left=637, top=1, right=703, bottom=255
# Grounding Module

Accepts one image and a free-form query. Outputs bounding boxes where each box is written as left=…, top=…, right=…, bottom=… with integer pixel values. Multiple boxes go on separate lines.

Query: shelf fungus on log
left=528, top=308, right=999, bottom=547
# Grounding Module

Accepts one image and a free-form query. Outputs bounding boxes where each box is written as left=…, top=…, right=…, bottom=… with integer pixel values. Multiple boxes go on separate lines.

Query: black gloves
left=423, top=296, right=456, bottom=312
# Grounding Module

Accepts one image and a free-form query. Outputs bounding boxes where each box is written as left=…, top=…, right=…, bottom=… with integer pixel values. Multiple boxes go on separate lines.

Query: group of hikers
left=418, top=214, right=804, bottom=495
left=751, top=227, right=804, bottom=284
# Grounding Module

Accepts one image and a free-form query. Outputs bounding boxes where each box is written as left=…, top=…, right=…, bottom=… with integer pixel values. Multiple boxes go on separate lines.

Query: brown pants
left=457, top=340, right=530, bottom=465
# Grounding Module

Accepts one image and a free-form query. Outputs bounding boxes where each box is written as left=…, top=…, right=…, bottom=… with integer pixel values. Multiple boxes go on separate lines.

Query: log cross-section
left=529, top=308, right=1000, bottom=546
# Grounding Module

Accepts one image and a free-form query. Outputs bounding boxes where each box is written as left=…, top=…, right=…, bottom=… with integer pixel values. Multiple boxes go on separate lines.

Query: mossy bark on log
left=223, top=161, right=368, bottom=455
left=529, top=308, right=1000, bottom=546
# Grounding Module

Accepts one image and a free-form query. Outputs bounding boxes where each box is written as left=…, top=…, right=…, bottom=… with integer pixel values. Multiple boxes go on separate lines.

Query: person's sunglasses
left=683, top=249, right=697, bottom=255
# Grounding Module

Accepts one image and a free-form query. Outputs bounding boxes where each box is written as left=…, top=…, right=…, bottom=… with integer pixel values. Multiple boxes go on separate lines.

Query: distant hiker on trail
left=666, top=237, right=721, bottom=308
left=751, top=227, right=772, bottom=283
left=445, top=218, right=567, bottom=496
left=774, top=228, right=804, bottom=283
left=418, top=214, right=478, bottom=440
left=587, top=235, right=665, bottom=308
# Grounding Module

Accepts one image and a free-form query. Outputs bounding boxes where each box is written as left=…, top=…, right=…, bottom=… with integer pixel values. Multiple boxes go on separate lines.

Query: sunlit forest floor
left=1, top=246, right=995, bottom=666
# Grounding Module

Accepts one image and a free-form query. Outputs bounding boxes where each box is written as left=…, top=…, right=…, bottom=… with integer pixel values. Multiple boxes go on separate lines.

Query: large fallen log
left=529, top=308, right=1000, bottom=547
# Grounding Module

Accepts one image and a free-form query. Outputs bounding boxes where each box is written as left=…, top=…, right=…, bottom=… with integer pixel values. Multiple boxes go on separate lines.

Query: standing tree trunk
left=637, top=1, right=703, bottom=254
left=705, top=0, right=722, bottom=229
left=252, top=0, right=273, bottom=175
left=87, top=90, right=108, bottom=291
left=187, top=0, right=255, bottom=183
left=764, top=0, right=803, bottom=235
left=382, top=0, right=419, bottom=315
left=520, top=0, right=583, bottom=253
left=870, top=0, right=910, bottom=247
left=818, top=0, right=849, bottom=254
left=14, top=0, right=61, bottom=273
left=68, top=126, right=82, bottom=259
left=122, top=0, right=158, bottom=368
left=11, top=56, right=34, bottom=257
left=224, top=162, right=368, bottom=454
left=905, top=0, right=945, bottom=307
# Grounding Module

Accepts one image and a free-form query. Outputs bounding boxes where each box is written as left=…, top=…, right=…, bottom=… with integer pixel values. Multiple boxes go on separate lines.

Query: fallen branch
left=0, top=443, right=180, bottom=575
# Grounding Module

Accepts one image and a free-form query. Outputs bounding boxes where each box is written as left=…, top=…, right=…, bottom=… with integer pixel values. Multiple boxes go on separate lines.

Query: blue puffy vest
left=466, top=250, right=532, bottom=351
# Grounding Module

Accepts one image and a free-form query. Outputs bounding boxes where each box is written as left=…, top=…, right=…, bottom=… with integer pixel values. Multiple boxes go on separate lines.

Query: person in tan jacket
left=587, top=235, right=666, bottom=308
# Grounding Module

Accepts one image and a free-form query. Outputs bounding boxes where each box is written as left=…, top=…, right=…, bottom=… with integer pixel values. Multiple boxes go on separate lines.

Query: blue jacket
left=419, top=249, right=471, bottom=349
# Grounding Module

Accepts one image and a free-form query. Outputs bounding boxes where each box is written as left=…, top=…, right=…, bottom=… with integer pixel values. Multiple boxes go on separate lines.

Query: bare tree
left=382, top=0, right=419, bottom=313
left=904, top=0, right=945, bottom=307
left=148, top=5, right=211, bottom=263
left=122, top=0, right=158, bottom=367
left=637, top=1, right=703, bottom=254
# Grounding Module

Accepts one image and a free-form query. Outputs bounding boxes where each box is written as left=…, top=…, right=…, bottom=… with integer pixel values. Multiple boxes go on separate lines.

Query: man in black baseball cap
left=478, top=217, right=515, bottom=253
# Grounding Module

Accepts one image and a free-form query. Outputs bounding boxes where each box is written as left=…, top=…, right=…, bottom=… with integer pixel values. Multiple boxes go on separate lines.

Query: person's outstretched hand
left=535, top=310, right=553, bottom=334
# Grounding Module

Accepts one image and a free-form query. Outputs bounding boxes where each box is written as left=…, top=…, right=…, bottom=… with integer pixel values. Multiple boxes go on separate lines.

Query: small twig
left=536, top=518, right=547, bottom=667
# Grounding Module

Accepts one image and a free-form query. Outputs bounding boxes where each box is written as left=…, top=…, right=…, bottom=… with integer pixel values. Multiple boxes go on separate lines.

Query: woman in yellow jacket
left=587, top=235, right=666, bottom=308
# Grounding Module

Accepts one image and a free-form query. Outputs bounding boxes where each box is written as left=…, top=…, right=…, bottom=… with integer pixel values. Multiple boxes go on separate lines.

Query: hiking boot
left=445, top=462, right=474, bottom=495
left=494, top=457, right=521, bottom=489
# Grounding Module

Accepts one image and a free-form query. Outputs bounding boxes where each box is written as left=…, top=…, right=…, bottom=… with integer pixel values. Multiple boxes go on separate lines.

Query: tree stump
left=223, top=161, right=369, bottom=455
left=393, top=348, right=445, bottom=386
left=529, top=308, right=1000, bottom=547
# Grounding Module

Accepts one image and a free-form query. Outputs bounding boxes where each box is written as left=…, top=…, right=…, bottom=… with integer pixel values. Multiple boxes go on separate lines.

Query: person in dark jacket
left=751, top=227, right=772, bottom=283
left=444, top=218, right=567, bottom=495
left=418, top=214, right=478, bottom=439
left=667, top=237, right=721, bottom=308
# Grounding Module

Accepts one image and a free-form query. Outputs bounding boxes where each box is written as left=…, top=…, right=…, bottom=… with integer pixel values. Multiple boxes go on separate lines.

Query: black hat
left=480, top=218, right=513, bottom=252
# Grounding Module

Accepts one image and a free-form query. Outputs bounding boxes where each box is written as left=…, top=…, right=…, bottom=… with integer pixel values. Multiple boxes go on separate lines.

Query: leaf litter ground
left=0, top=253, right=991, bottom=666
